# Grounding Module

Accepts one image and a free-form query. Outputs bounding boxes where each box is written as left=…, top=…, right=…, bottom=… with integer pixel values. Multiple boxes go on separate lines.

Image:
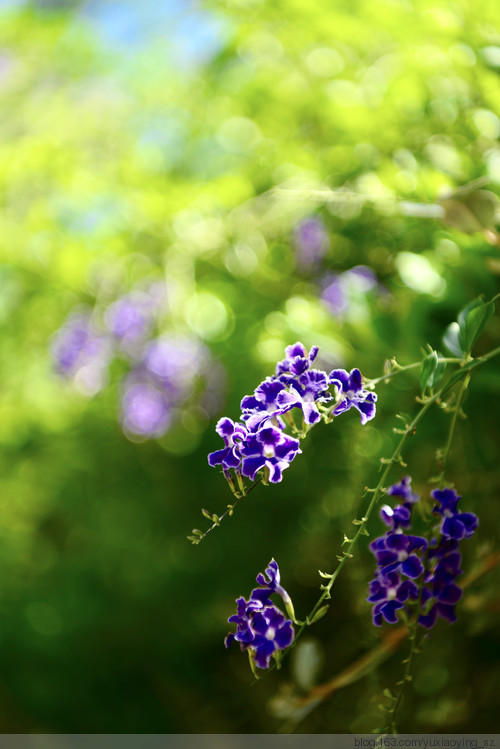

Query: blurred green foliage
left=0, top=0, right=499, bottom=733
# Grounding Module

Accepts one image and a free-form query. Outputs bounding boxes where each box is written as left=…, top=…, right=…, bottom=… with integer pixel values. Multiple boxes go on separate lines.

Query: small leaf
left=307, top=605, right=330, bottom=625
left=383, top=688, right=395, bottom=700
left=442, top=321, right=464, bottom=357
left=201, top=508, right=213, bottom=520
left=318, top=570, right=333, bottom=579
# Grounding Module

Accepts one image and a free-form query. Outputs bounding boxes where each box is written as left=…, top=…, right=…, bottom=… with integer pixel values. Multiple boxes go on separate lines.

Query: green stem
left=367, top=358, right=462, bottom=387
left=386, top=624, right=426, bottom=733
left=385, top=543, right=430, bottom=732
left=436, top=373, right=471, bottom=487
left=194, top=477, right=262, bottom=542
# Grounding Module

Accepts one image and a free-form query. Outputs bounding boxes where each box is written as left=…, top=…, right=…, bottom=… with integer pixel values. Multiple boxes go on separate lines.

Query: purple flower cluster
left=208, top=342, right=377, bottom=485
left=419, top=488, right=478, bottom=629
left=225, top=559, right=295, bottom=669
left=367, top=479, right=478, bottom=629
left=51, top=283, right=224, bottom=440
left=368, top=477, right=426, bottom=626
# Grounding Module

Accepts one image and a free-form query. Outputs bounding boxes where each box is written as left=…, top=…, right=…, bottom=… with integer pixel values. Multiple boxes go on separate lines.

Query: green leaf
left=307, top=605, right=330, bottom=625
left=457, top=297, right=484, bottom=332
left=420, top=350, right=438, bottom=393
left=462, top=300, right=495, bottom=354
left=442, top=322, right=464, bottom=357
left=430, top=354, right=447, bottom=389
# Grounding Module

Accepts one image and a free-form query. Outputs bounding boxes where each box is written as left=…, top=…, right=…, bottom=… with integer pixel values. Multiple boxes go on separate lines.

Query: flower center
left=398, top=550, right=408, bottom=562
left=263, top=445, right=276, bottom=459
left=387, top=587, right=398, bottom=600
left=266, top=627, right=276, bottom=640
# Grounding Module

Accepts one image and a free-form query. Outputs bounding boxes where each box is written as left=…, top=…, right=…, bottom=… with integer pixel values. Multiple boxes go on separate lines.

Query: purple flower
left=380, top=477, right=420, bottom=529
left=387, top=476, right=420, bottom=505
left=121, top=379, right=171, bottom=438
left=419, top=540, right=464, bottom=629
left=241, top=425, right=301, bottom=483
left=253, top=558, right=292, bottom=607
left=225, top=596, right=295, bottom=669
left=225, top=559, right=295, bottom=669
left=276, top=369, right=332, bottom=425
left=368, top=480, right=478, bottom=631
left=329, top=367, right=377, bottom=424
left=293, top=217, right=329, bottom=269
left=369, top=531, right=428, bottom=579
left=276, top=342, right=319, bottom=379
left=50, top=309, right=112, bottom=395
left=208, top=417, right=248, bottom=471
left=418, top=488, right=478, bottom=629
left=240, top=378, right=288, bottom=431
left=431, top=488, right=479, bottom=540
left=368, top=477, right=427, bottom=626
left=368, top=571, right=419, bottom=626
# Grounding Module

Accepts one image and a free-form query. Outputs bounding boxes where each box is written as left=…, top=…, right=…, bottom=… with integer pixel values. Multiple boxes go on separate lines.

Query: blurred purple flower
left=293, top=217, right=329, bottom=269
left=105, top=283, right=167, bottom=357
left=51, top=309, right=112, bottom=395
left=321, top=275, right=349, bottom=318
left=105, top=293, right=153, bottom=343
left=120, top=378, right=171, bottom=439
left=143, top=335, right=208, bottom=398
left=346, top=265, right=378, bottom=291
left=321, top=265, right=380, bottom=319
